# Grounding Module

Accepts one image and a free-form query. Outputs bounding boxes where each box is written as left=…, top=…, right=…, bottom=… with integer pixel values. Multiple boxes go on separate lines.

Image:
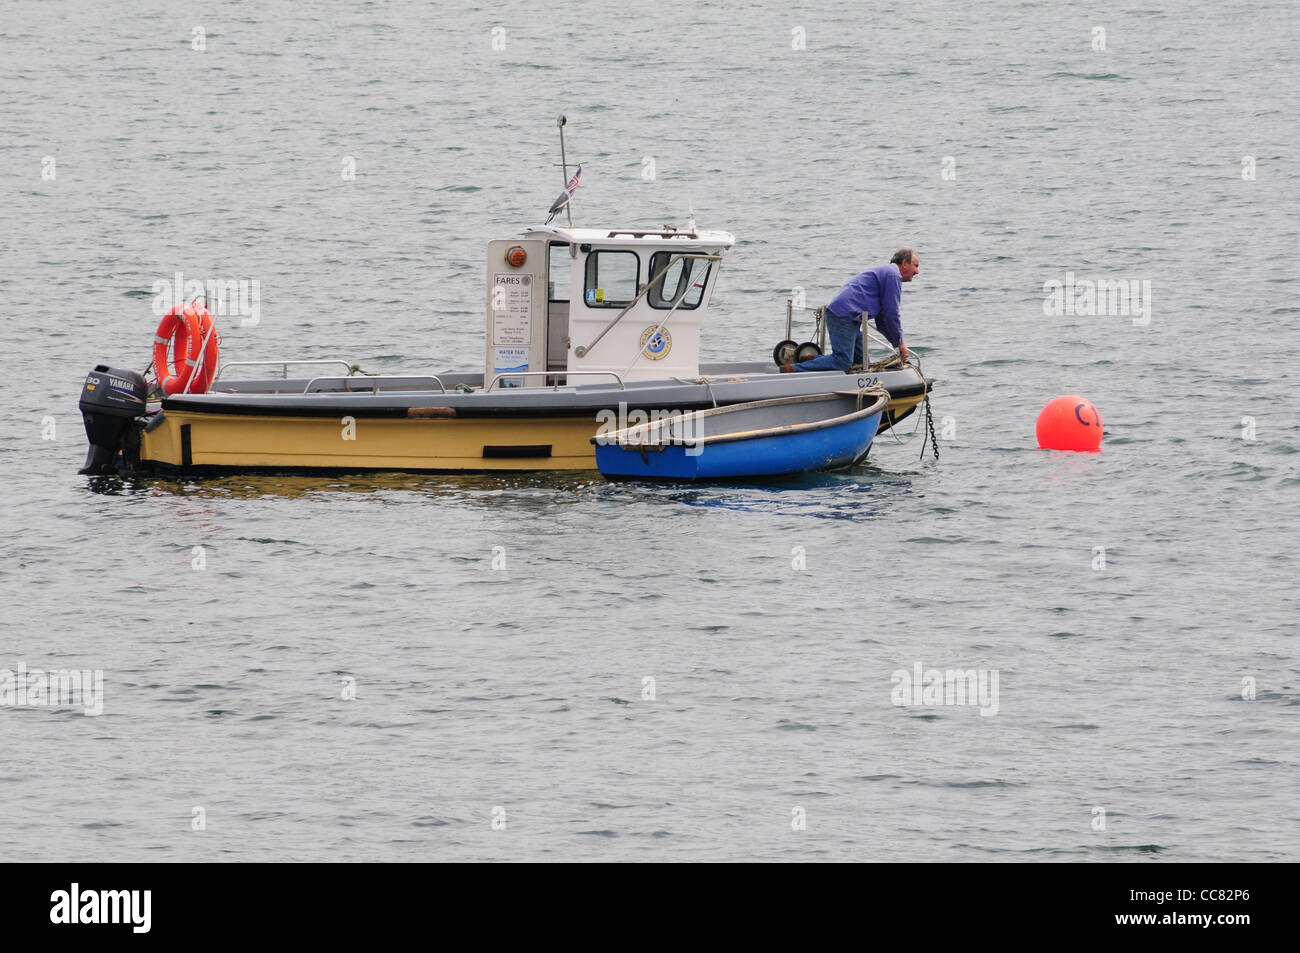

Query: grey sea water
left=1, top=0, right=1297, bottom=862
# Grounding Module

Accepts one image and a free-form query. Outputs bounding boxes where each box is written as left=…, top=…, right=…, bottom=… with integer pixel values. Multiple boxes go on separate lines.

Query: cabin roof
left=520, top=224, right=735, bottom=250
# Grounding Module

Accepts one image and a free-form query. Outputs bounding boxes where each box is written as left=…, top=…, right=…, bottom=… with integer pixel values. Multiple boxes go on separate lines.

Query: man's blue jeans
left=793, top=310, right=861, bottom=372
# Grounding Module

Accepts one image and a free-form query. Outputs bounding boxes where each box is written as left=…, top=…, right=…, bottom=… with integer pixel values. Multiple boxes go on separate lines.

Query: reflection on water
left=596, top=462, right=906, bottom=520
left=84, top=469, right=608, bottom=501
left=80, top=462, right=906, bottom=521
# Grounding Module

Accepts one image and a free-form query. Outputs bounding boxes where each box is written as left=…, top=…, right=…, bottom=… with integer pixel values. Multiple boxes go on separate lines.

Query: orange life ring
left=191, top=305, right=219, bottom=393
left=153, top=303, right=218, bottom=395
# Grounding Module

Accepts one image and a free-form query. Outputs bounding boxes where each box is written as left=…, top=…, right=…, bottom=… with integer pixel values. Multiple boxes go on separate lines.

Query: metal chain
left=920, top=388, right=940, bottom=461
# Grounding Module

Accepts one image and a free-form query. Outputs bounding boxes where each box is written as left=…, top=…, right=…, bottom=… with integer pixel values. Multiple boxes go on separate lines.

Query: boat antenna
left=558, top=114, right=573, bottom=229
left=687, top=199, right=696, bottom=234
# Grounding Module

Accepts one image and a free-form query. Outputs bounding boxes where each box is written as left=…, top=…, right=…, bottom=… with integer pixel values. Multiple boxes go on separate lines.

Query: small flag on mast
left=545, top=164, right=582, bottom=224
left=564, top=164, right=582, bottom=196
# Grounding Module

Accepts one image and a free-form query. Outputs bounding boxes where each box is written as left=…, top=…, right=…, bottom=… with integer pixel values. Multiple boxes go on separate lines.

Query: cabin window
left=548, top=243, right=571, bottom=302
left=583, top=250, right=639, bottom=308
left=647, top=252, right=709, bottom=310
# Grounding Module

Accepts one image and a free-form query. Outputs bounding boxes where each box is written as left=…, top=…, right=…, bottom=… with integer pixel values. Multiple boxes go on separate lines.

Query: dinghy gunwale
left=592, top=388, right=890, bottom=449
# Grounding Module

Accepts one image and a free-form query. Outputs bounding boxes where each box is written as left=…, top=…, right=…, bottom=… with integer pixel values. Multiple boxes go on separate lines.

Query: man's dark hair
left=890, top=248, right=915, bottom=266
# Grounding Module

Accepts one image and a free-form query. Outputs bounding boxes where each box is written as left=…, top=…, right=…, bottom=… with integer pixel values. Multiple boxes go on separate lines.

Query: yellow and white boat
left=78, top=125, right=931, bottom=476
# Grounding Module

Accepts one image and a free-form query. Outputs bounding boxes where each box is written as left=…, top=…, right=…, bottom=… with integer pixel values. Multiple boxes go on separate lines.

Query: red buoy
left=1036, top=395, right=1103, bottom=451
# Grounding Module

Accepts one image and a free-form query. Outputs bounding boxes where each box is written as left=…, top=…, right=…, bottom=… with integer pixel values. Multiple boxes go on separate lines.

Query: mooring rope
left=673, top=376, right=718, bottom=407
left=868, top=351, right=937, bottom=460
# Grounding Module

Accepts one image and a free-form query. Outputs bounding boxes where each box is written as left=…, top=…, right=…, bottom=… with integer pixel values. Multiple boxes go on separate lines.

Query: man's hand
left=898, top=341, right=910, bottom=362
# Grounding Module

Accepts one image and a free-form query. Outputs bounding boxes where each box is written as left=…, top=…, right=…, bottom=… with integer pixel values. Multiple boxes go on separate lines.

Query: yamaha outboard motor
left=78, top=365, right=148, bottom=474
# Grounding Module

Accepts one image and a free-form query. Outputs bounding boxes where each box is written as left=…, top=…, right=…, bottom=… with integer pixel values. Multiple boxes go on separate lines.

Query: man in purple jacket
left=784, top=249, right=919, bottom=372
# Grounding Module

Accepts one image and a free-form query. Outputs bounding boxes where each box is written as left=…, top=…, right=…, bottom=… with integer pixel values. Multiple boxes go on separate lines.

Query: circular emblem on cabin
left=639, top=326, right=672, bottom=360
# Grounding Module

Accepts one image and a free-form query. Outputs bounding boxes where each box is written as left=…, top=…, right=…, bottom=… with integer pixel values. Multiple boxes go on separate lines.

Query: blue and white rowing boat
left=591, top=387, right=889, bottom=481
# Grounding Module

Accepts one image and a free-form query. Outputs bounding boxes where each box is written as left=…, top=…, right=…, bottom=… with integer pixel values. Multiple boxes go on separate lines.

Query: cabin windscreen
left=647, top=252, right=710, bottom=309
left=583, top=250, right=639, bottom=308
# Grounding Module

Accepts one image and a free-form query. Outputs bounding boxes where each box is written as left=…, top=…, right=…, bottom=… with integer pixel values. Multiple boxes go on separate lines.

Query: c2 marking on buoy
left=1037, top=394, right=1103, bottom=452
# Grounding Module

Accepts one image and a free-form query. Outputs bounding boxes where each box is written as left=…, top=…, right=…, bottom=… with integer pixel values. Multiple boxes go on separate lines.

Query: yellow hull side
left=144, top=412, right=602, bottom=471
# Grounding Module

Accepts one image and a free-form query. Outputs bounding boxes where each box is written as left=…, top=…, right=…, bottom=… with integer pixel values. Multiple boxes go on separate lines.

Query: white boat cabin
left=484, top=224, right=735, bottom=387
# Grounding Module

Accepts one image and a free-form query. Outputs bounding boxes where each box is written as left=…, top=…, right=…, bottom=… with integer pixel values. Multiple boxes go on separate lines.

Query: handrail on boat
left=605, top=229, right=700, bottom=239
left=621, top=261, right=713, bottom=376
left=784, top=300, right=905, bottom=363
left=573, top=252, right=721, bottom=358
left=302, top=375, right=449, bottom=395
left=486, top=370, right=625, bottom=392
left=784, top=302, right=830, bottom=356
left=213, top=360, right=355, bottom=382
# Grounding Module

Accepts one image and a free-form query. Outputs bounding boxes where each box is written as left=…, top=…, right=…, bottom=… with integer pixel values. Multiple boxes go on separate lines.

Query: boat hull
left=129, top=363, right=928, bottom=475
left=141, top=411, right=599, bottom=473
left=593, top=391, right=888, bottom=481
